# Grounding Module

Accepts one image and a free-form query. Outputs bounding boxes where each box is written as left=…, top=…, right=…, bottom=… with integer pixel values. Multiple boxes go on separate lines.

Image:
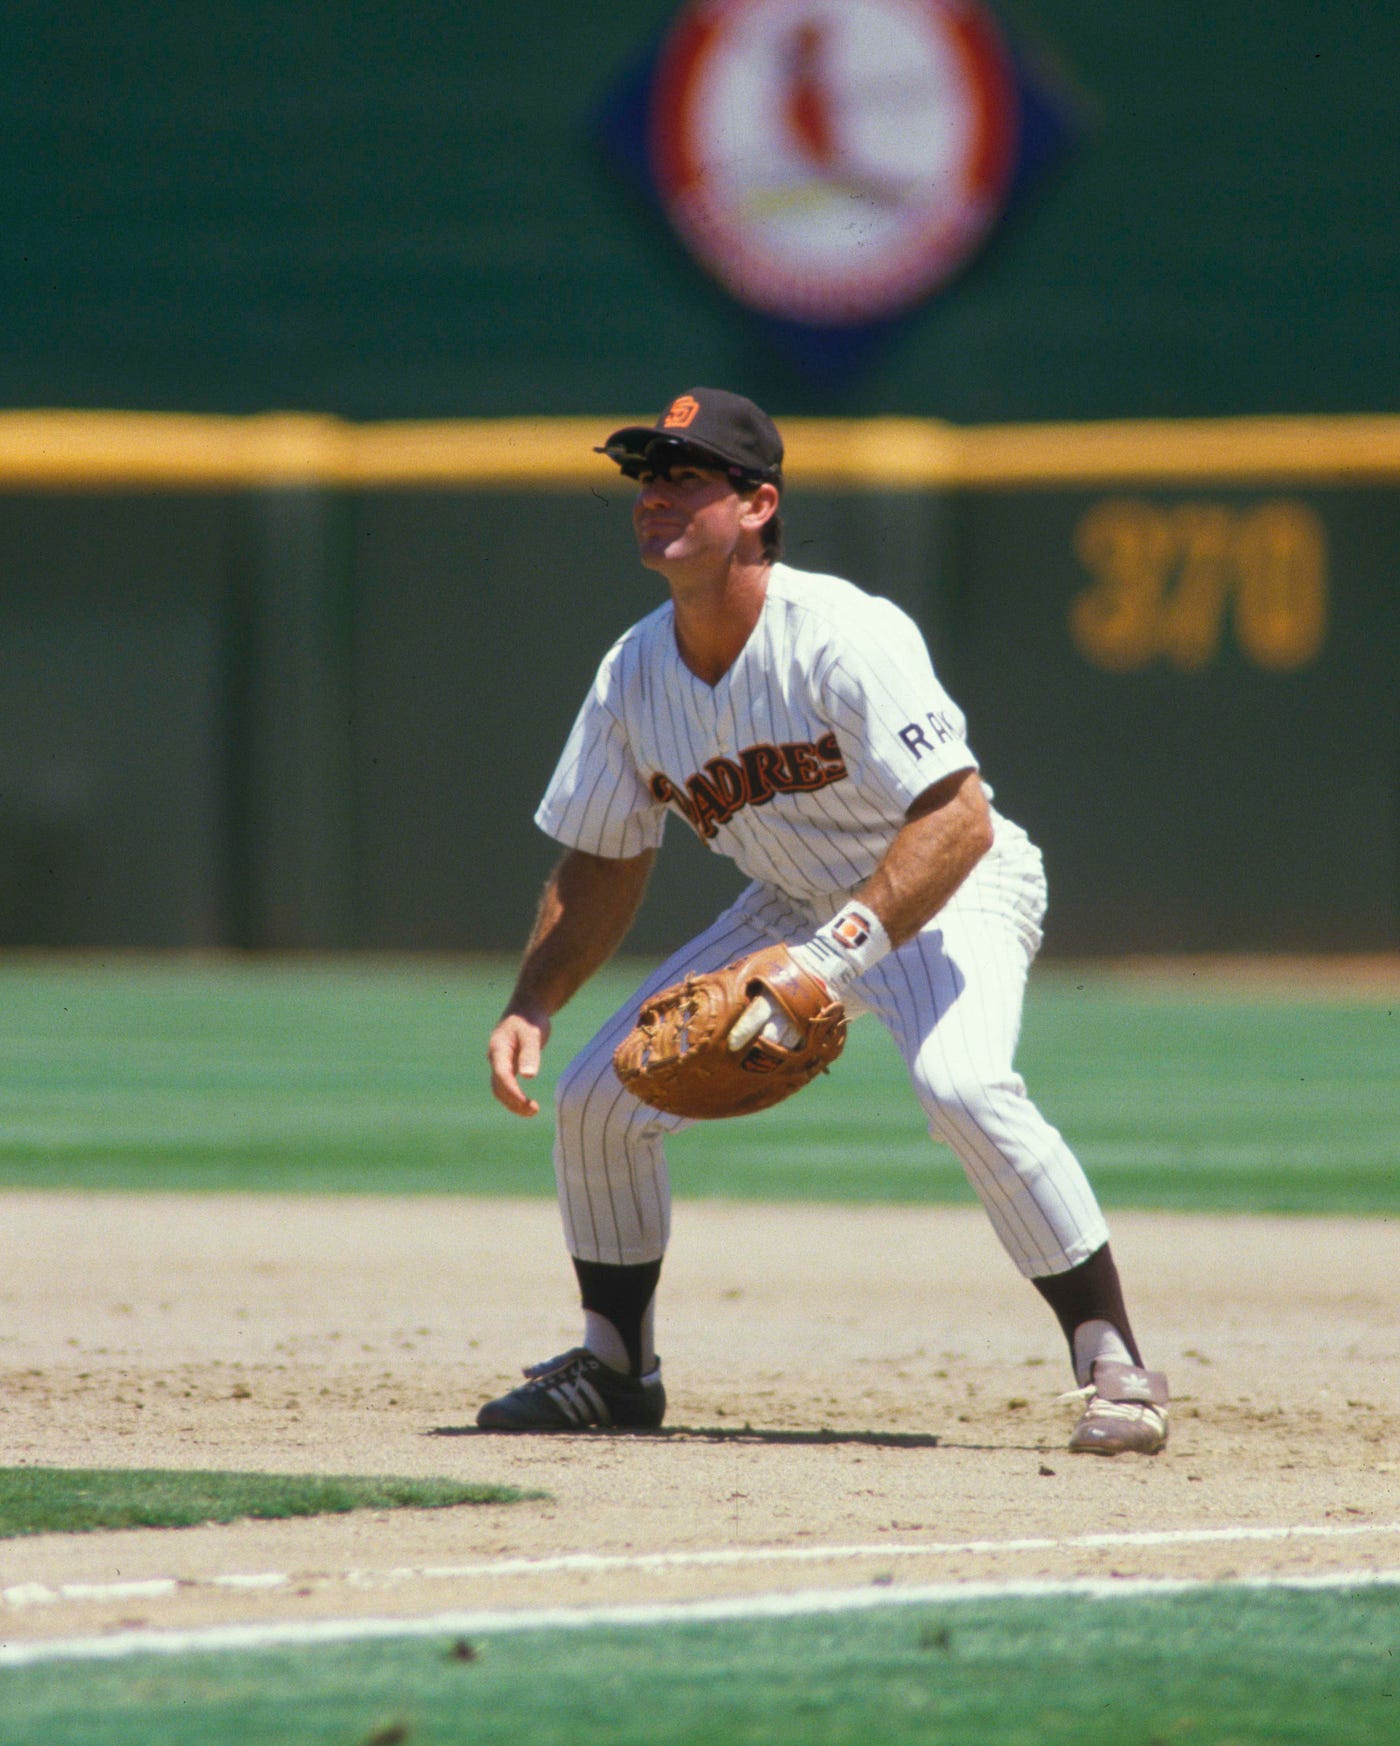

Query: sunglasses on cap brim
left=604, top=437, right=770, bottom=487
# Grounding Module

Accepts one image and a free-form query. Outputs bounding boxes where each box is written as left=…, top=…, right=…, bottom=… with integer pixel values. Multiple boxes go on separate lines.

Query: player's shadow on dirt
left=430, top=1424, right=942, bottom=1448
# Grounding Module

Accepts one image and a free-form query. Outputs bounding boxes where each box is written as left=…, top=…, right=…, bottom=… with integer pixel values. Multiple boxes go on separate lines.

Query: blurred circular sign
left=649, top=0, right=1020, bottom=326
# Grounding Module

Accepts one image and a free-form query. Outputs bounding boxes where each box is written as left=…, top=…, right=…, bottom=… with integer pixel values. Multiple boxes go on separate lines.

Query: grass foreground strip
left=1, top=1584, right=1397, bottom=1745
left=0, top=1467, right=541, bottom=1538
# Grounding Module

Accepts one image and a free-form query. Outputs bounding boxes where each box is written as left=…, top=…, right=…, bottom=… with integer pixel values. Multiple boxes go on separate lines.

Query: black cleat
left=476, top=1347, right=666, bottom=1432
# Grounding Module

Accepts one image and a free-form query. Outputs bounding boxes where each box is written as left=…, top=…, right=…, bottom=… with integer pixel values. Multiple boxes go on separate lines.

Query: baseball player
left=483, top=388, right=1168, bottom=1455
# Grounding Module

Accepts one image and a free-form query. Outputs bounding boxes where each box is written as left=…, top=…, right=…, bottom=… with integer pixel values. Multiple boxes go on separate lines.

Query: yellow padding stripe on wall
left=3, top=410, right=1400, bottom=489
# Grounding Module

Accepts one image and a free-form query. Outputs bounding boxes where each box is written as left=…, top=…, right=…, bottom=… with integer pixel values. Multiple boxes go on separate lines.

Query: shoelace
left=1055, top=1384, right=1165, bottom=1428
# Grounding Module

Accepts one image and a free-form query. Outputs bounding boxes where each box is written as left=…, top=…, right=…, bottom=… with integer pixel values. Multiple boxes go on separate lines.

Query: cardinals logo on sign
left=642, top=0, right=1021, bottom=327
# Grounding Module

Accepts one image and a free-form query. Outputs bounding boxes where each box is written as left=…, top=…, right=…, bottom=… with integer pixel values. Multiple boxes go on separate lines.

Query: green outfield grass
left=2, top=1584, right=1397, bottom=1746
left=0, top=956, right=1394, bottom=1213
left=0, top=1468, right=536, bottom=1538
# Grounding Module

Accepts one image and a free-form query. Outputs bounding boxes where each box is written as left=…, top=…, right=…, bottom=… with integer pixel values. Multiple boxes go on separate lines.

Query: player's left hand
left=488, top=1010, right=552, bottom=1117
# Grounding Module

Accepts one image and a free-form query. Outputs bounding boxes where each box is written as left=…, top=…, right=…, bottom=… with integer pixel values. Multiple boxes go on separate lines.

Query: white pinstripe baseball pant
left=552, top=868, right=1110, bottom=1279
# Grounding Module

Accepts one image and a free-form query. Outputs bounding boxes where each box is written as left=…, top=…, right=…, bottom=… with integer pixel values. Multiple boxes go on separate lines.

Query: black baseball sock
left=1031, top=1242, right=1142, bottom=1370
left=572, top=1257, right=662, bottom=1376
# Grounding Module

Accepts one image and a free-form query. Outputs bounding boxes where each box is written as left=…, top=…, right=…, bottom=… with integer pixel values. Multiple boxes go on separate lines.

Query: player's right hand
left=488, top=1011, right=552, bottom=1117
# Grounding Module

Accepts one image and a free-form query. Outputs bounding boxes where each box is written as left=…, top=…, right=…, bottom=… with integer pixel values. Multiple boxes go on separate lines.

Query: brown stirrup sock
left=572, top=1258, right=662, bottom=1377
left=1031, top=1243, right=1143, bottom=1378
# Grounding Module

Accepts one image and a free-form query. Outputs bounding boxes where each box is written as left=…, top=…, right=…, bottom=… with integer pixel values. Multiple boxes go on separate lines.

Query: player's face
left=632, top=463, right=749, bottom=571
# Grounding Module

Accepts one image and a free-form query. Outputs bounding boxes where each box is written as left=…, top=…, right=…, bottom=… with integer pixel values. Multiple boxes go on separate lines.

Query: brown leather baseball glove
left=613, top=943, right=847, bottom=1120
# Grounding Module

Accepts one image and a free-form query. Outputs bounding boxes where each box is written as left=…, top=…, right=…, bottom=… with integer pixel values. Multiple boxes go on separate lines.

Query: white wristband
left=790, top=901, right=892, bottom=996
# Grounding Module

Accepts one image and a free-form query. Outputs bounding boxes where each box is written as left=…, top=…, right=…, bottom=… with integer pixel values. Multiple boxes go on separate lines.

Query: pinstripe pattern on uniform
left=554, top=870, right=1107, bottom=1276
left=538, top=611, right=673, bottom=861
left=538, top=560, right=1112, bottom=1281
left=553, top=882, right=795, bottom=1264
left=536, top=565, right=980, bottom=900
left=857, top=899, right=1108, bottom=1277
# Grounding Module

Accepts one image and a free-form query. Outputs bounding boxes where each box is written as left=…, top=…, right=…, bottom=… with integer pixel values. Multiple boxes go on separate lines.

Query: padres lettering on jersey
left=536, top=563, right=983, bottom=901
left=650, top=733, right=848, bottom=840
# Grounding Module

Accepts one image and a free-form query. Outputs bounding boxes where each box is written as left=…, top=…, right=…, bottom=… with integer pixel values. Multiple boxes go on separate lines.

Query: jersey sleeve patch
left=820, top=606, right=977, bottom=811
left=897, top=709, right=965, bottom=760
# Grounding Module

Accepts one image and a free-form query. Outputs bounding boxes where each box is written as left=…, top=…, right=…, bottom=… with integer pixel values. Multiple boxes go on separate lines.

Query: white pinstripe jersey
left=537, top=562, right=1025, bottom=905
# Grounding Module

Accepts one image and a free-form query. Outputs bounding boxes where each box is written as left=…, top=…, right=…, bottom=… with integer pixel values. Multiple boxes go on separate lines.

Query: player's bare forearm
left=488, top=848, right=654, bottom=1118
left=855, top=769, right=993, bottom=946
left=505, top=847, right=656, bottom=1023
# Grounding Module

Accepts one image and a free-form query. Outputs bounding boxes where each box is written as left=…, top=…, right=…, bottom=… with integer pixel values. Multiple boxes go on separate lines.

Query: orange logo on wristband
left=832, top=911, right=870, bottom=950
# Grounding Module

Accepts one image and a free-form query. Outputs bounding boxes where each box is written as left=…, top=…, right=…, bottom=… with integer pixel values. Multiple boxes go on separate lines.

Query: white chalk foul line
left=3, top=1566, right=1400, bottom=1668
left=375, top=1518, right=1400, bottom=1585
left=5, top=1518, right=1400, bottom=1612
left=1, top=1571, right=293, bottom=1610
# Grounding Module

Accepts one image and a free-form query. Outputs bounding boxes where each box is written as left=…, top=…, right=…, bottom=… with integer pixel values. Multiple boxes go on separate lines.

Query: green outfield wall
left=6, top=6, right=1397, bottom=952
left=3, top=4, right=1398, bottom=424
left=0, top=415, right=1395, bottom=955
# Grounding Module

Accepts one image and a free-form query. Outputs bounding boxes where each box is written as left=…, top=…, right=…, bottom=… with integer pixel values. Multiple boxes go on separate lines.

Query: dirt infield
left=1, top=1192, right=1396, bottom=1644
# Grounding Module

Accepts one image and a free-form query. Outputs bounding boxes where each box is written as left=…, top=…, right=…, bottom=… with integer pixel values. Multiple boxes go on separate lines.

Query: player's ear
left=738, top=481, right=780, bottom=533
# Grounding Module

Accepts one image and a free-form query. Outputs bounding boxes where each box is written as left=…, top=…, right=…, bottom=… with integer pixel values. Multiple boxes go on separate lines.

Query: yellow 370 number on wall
left=1070, top=498, right=1329, bottom=673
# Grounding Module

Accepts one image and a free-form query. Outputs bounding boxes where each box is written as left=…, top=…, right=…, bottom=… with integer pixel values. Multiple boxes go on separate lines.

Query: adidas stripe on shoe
left=476, top=1347, right=666, bottom=1432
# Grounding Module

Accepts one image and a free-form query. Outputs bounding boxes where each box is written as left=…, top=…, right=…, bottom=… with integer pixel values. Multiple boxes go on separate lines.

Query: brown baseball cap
left=598, top=388, right=784, bottom=484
